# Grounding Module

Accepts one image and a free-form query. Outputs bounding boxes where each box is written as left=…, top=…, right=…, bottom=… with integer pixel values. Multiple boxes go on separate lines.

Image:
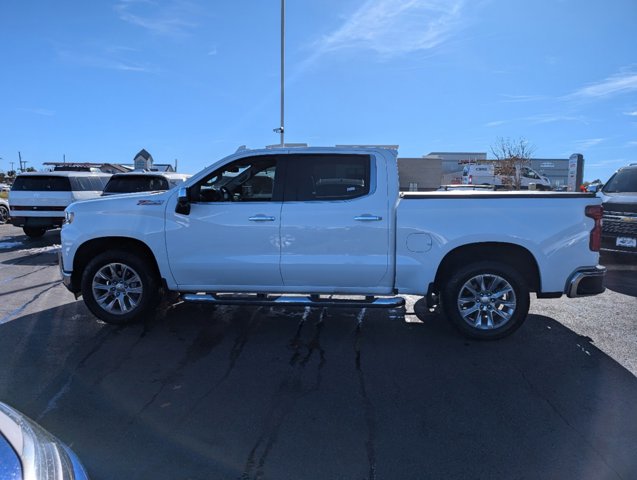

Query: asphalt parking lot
left=1, top=224, right=636, bottom=480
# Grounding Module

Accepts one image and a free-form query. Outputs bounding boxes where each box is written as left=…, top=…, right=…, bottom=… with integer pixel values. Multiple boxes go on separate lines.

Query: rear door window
left=285, top=154, right=370, bottom=201
left=11, top=176, right=71, bottom=191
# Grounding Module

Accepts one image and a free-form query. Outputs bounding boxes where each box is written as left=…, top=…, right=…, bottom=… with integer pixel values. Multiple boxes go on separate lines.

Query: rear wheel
left=441, top=261, right=530, bottom=339
left=0, top=205, right=8, bottom=224
left=23, top=227, right=46, bottom=238
left=81, top=250, right=161, bottom=325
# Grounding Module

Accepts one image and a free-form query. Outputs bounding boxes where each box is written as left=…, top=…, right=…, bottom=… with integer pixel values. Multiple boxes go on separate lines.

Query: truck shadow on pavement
left=0, top=230, right=60, bottom=262
left=600, top=253, right=637, bottom=297
left=0, top=301, right=635, bottom=480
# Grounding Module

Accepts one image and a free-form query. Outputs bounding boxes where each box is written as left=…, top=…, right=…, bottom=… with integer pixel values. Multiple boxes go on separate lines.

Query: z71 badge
left=137, top=200, right=164, bottom=206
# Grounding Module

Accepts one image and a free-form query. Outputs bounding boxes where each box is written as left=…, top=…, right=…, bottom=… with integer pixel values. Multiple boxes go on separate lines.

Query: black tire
left=23, top=226, right=46, bottom=238
left=441, top=261, right=530, bottom=340
left=81, top=250, right=161, bottom=325
left=0, top=205, right=8, bottom=224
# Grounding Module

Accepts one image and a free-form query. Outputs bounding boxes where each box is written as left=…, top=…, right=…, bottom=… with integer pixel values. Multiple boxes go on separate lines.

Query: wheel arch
left=72, top=237, right=162, bottom=291
left=433, top=242, right=541, bottom=293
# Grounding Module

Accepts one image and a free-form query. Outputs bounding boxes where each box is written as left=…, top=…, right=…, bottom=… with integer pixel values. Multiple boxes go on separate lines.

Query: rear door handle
left=354, top=215, right=382, bottom=221
left=249, top=215, right=276, bottom=222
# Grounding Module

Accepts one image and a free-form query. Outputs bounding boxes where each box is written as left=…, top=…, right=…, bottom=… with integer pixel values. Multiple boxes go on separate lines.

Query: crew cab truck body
left=59, top=146, right=605, bottom=339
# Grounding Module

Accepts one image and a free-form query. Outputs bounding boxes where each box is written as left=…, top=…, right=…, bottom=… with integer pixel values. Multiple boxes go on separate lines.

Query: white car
left=9, top=171, right=111, bottom=238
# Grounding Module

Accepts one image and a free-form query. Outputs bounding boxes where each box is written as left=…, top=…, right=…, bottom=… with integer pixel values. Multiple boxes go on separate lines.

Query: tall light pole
left=273, top=0, right=285, bottom=146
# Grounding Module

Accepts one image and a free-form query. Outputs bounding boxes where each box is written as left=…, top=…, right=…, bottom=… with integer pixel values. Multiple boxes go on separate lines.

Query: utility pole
left=18, top=151, right=23, bottom=172
left=273, top=0, right=285, bottom=146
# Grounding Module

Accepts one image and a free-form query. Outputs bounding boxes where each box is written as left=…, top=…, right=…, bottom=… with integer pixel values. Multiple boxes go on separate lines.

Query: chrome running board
left=180, top=293, right=405, bottom=309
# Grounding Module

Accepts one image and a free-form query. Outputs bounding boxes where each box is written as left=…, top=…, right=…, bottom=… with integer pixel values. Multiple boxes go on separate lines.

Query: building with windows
left=398, top=152, right=584, bottom=191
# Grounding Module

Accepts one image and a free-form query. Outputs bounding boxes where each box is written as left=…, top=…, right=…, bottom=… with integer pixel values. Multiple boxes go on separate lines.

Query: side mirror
left=175, top=187, right=191, bottom=215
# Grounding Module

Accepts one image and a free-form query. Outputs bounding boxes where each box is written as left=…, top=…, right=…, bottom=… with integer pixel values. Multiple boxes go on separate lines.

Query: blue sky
left=1, top=0, right=636, bottom=182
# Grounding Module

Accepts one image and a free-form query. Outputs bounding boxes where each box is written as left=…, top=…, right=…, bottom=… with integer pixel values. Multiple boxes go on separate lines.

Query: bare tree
left=490, top=137, right=535, bottom=190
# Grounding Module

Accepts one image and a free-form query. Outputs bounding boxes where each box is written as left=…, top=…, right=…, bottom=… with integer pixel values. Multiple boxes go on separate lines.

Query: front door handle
left=249, top=215, right=276, bottom=222
left=354, top=215, right=383, bottom=221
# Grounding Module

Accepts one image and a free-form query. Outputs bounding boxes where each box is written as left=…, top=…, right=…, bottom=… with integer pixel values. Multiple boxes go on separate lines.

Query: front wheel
left=441, top=261, right=530, bottom=340
left=0, top=205, right=9, bottom=224
left=81, top=250, right=161, bottom=325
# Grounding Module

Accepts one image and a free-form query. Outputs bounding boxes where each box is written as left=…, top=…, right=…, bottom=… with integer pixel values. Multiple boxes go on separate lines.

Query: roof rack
left=265, top=143, right=309, bottom=149
left=335, top=144, right=399, bottom=150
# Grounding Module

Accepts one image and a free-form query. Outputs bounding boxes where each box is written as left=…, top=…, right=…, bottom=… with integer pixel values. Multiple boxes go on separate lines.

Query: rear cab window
left=104, top=176, right=170, bottom=194
left=12, top=176, right=71, bottom=191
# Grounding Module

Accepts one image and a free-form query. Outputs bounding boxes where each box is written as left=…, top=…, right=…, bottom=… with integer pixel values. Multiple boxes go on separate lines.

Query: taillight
left=585, top=205, right=603, bottom=252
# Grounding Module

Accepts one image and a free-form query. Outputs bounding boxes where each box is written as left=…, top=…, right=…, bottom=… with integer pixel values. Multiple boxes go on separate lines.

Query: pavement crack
left=37, top=328, right=115, bottom=421
left=239, top=376, right=303, bottom=480
left=240, top=309, right=329, bottom=480
left=175, top=307, right=263, bottom=427
left=515, top=366, right=623, bottom=480
left=0, top=265, right=49, bottom=285
left=0, top=282, right=61, bottom=324
left=354, top=309, right=377, bottom=480
left=92, top=328, right=148, bottom=386
left=217, top=307, right=263, bottom=385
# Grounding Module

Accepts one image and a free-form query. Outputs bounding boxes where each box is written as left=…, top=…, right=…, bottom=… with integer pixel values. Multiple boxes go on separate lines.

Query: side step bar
left=180, top=293, right=405, bottom=309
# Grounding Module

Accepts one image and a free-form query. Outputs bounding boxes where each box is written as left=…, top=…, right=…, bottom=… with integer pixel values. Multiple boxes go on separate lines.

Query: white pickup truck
left=59, top=146, right=606, bottom=339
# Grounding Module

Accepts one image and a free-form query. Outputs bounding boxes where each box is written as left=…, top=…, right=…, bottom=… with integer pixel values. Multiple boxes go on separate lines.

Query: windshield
left=602, top=168, right=637, bottom=193
left=103, top=176, right=170, bottom=194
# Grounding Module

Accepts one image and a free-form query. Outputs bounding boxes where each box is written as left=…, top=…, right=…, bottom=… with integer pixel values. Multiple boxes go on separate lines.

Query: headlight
left=63, top=211, right=74, bottom=225
left=0, top=402, right=89, bottom=480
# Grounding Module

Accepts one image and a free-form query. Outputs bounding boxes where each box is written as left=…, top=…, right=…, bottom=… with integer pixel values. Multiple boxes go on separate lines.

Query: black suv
left=600, top=163, right=637, bottom=255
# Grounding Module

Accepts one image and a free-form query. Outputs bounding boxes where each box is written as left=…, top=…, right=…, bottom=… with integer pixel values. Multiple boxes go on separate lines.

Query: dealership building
left=398, top=152, right=585, bottom=191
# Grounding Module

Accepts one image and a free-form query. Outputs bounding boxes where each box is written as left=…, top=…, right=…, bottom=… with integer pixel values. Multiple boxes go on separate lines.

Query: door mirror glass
left=175, top=187, right=191, bottom=215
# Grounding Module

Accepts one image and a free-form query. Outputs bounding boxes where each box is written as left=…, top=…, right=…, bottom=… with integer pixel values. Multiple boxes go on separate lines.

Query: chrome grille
left=603, top=212, right=637, bottom=235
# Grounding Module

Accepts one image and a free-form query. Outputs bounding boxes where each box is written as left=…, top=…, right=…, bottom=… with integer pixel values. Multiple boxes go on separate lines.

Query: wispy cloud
left=545, top=56, right=559, bottom=66
left=574, top=138, right=605, bottom=150
left=568, top=69, right=637, bottom=100
left=314, top=0, right=465, bottom=57
left=499, top=94, right=546, bottom=103
left=525, top=113, right=587, bottom=125
left=627, top=141, right=637, bottom=147
left=114, top=0, right=198, bottom=36
left=18, top=108, right=55, bottom=116
left=588, top=158, right=628, bottom=168
left=57, top=49, right=155, bottom=73
left=483, top=113, right=586, bottom=128
left=624, top=110, right=637, bottom=116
